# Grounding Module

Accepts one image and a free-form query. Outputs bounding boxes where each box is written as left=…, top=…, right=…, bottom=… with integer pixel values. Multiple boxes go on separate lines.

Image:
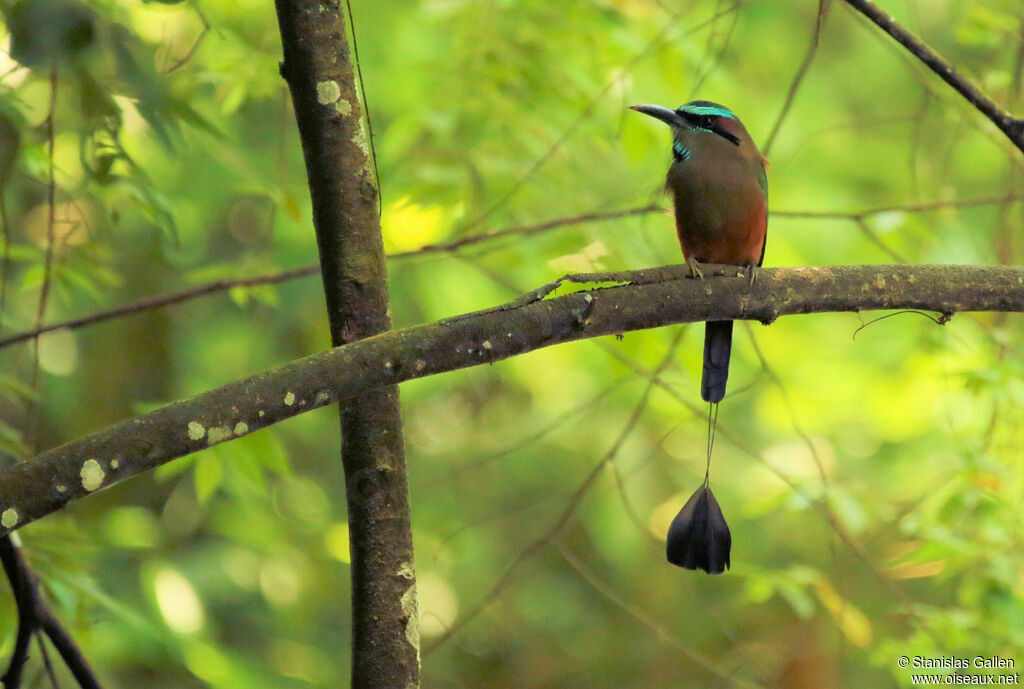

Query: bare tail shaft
left=701, top=320, right=732, bottom=403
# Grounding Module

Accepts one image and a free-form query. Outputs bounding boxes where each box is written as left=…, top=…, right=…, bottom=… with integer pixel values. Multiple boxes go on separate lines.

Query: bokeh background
left=1, top=0, right=1022, bottom=686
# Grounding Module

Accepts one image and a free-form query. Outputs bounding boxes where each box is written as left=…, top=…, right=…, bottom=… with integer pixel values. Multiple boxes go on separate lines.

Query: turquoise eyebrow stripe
left=678, top=105, right=736, bottom=119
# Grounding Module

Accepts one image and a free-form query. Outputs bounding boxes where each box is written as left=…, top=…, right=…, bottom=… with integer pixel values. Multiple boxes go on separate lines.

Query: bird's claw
left=685, top=259, right=755, bottom=284
left=686, top=257, right=705, bottom=280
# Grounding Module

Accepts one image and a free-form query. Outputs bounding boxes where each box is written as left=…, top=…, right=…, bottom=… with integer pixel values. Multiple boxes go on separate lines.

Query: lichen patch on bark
left=81, top=459, right=105, bottom=492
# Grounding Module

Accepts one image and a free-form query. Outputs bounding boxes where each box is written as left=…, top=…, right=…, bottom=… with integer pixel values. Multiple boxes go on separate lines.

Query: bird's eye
left=699, top=116, right=715, bottom=129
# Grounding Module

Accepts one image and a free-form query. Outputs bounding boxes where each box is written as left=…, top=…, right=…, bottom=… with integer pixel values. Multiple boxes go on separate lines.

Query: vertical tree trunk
left=273, top=3, right=419, bottom=687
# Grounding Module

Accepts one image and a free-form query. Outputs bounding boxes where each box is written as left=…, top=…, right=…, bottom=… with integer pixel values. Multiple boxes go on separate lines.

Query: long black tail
left=701, top=320, right=733, bottom=403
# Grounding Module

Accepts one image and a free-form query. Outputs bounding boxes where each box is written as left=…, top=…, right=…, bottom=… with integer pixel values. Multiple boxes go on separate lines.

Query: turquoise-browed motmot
left=631, top=100, right=768, bottom=573
left=632, top=100, right=768, bottom=403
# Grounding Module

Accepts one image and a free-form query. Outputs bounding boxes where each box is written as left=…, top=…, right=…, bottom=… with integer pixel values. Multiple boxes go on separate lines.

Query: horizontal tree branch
left=1, top=263, right=1021, bottom=535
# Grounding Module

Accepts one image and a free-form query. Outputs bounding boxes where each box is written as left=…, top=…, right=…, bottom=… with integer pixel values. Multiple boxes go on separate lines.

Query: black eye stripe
left=673, top=109, right=741, bottom=146
left=679, top=112, right=716, bottom=129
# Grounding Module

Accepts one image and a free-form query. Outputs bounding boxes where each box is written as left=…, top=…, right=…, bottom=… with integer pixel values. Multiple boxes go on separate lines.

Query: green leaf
left=194, top=454, right=223, bottom=505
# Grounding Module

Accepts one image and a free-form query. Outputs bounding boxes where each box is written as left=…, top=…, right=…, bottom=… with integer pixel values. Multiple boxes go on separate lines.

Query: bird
left=631, top=100, right=768, bottom=573
left=631, top=100, right=768, bottom=404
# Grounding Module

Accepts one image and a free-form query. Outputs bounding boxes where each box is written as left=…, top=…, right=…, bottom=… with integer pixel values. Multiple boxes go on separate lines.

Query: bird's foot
left=742, top=265, right=757, bottom=287
left=685, top=257, right=705, bottom=280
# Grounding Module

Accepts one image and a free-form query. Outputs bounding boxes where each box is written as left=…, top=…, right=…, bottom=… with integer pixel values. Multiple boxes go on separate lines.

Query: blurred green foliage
left=1, top=0, right=1023, bottom=687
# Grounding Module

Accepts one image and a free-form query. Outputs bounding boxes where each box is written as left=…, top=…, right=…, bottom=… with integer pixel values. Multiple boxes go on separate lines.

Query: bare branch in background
left=0, top=206, right=659, bottom=349
left=3, top=193, right=1021, bottom=351
left=843, top=0, right=1024, bottom=154
left=0, top=537, right=103, bottom=689
left=424, top=330, right=683, bottom=656
left=762, top=0, right=832, bottom=156
left=560, top=547, right=767, bottom=689
left=454, top=2, right=741, bottom=235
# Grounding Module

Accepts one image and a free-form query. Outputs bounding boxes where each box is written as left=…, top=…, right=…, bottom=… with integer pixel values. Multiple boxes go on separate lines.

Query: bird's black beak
left=630, top=104, right=688, bottom=129
left=631, top=103, right=741, bottom=146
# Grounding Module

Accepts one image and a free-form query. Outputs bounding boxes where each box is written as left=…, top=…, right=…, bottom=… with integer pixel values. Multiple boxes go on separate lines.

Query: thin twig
left=27, top=67, right=59, bottom=451
left=426, top=375, right=630, bottom=487
left=431, top=494, right=559, bottom=568
left=0, top=108, right=14, bottom=334
left=851, top=309, right=949, bottom=340
left=38, top=607, right=102, bottom=689
left=165, top=4, right=211, bottom=74
left=851, top=216, right=906, bottom=263
left=0, top=192, right=1020, bottom=352
left=454, top=3, right=741, bottom=235
left=844, top=8, right=1024, bottom=177
left=743, top=324, right=827, bottom=483
left=343, top=0, right=381, bottom=216
left=689, top=0, right=742, bottom=96
left=0, top=537, right=103, bottom=689
left=424, top=340, right=680, bottom=653
left=35, top=68, right=58, bottom=343
left=35, top=633, right=59, bottom=689
left=0, top=206, right=658, bottom=349
left=559, top=547, right=768, bottom=689
left=1, top=537, right=34, bottom=688
left=0, top=194, right=10, bottom=336
left=417, top=205, right=660, bottom=255
left=1012, top=16, right=1024, bottom=108
left=608, top=328, right=687, bottom=538
left=843, top=0, right=1024, bottom=154
left=598, top=345, right=933, bottom=634
left=762, top=0, right=831, bottom=156
left=0, top=264, right=318, bottom=349
left=773, top=192, right=1024, bottom=220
